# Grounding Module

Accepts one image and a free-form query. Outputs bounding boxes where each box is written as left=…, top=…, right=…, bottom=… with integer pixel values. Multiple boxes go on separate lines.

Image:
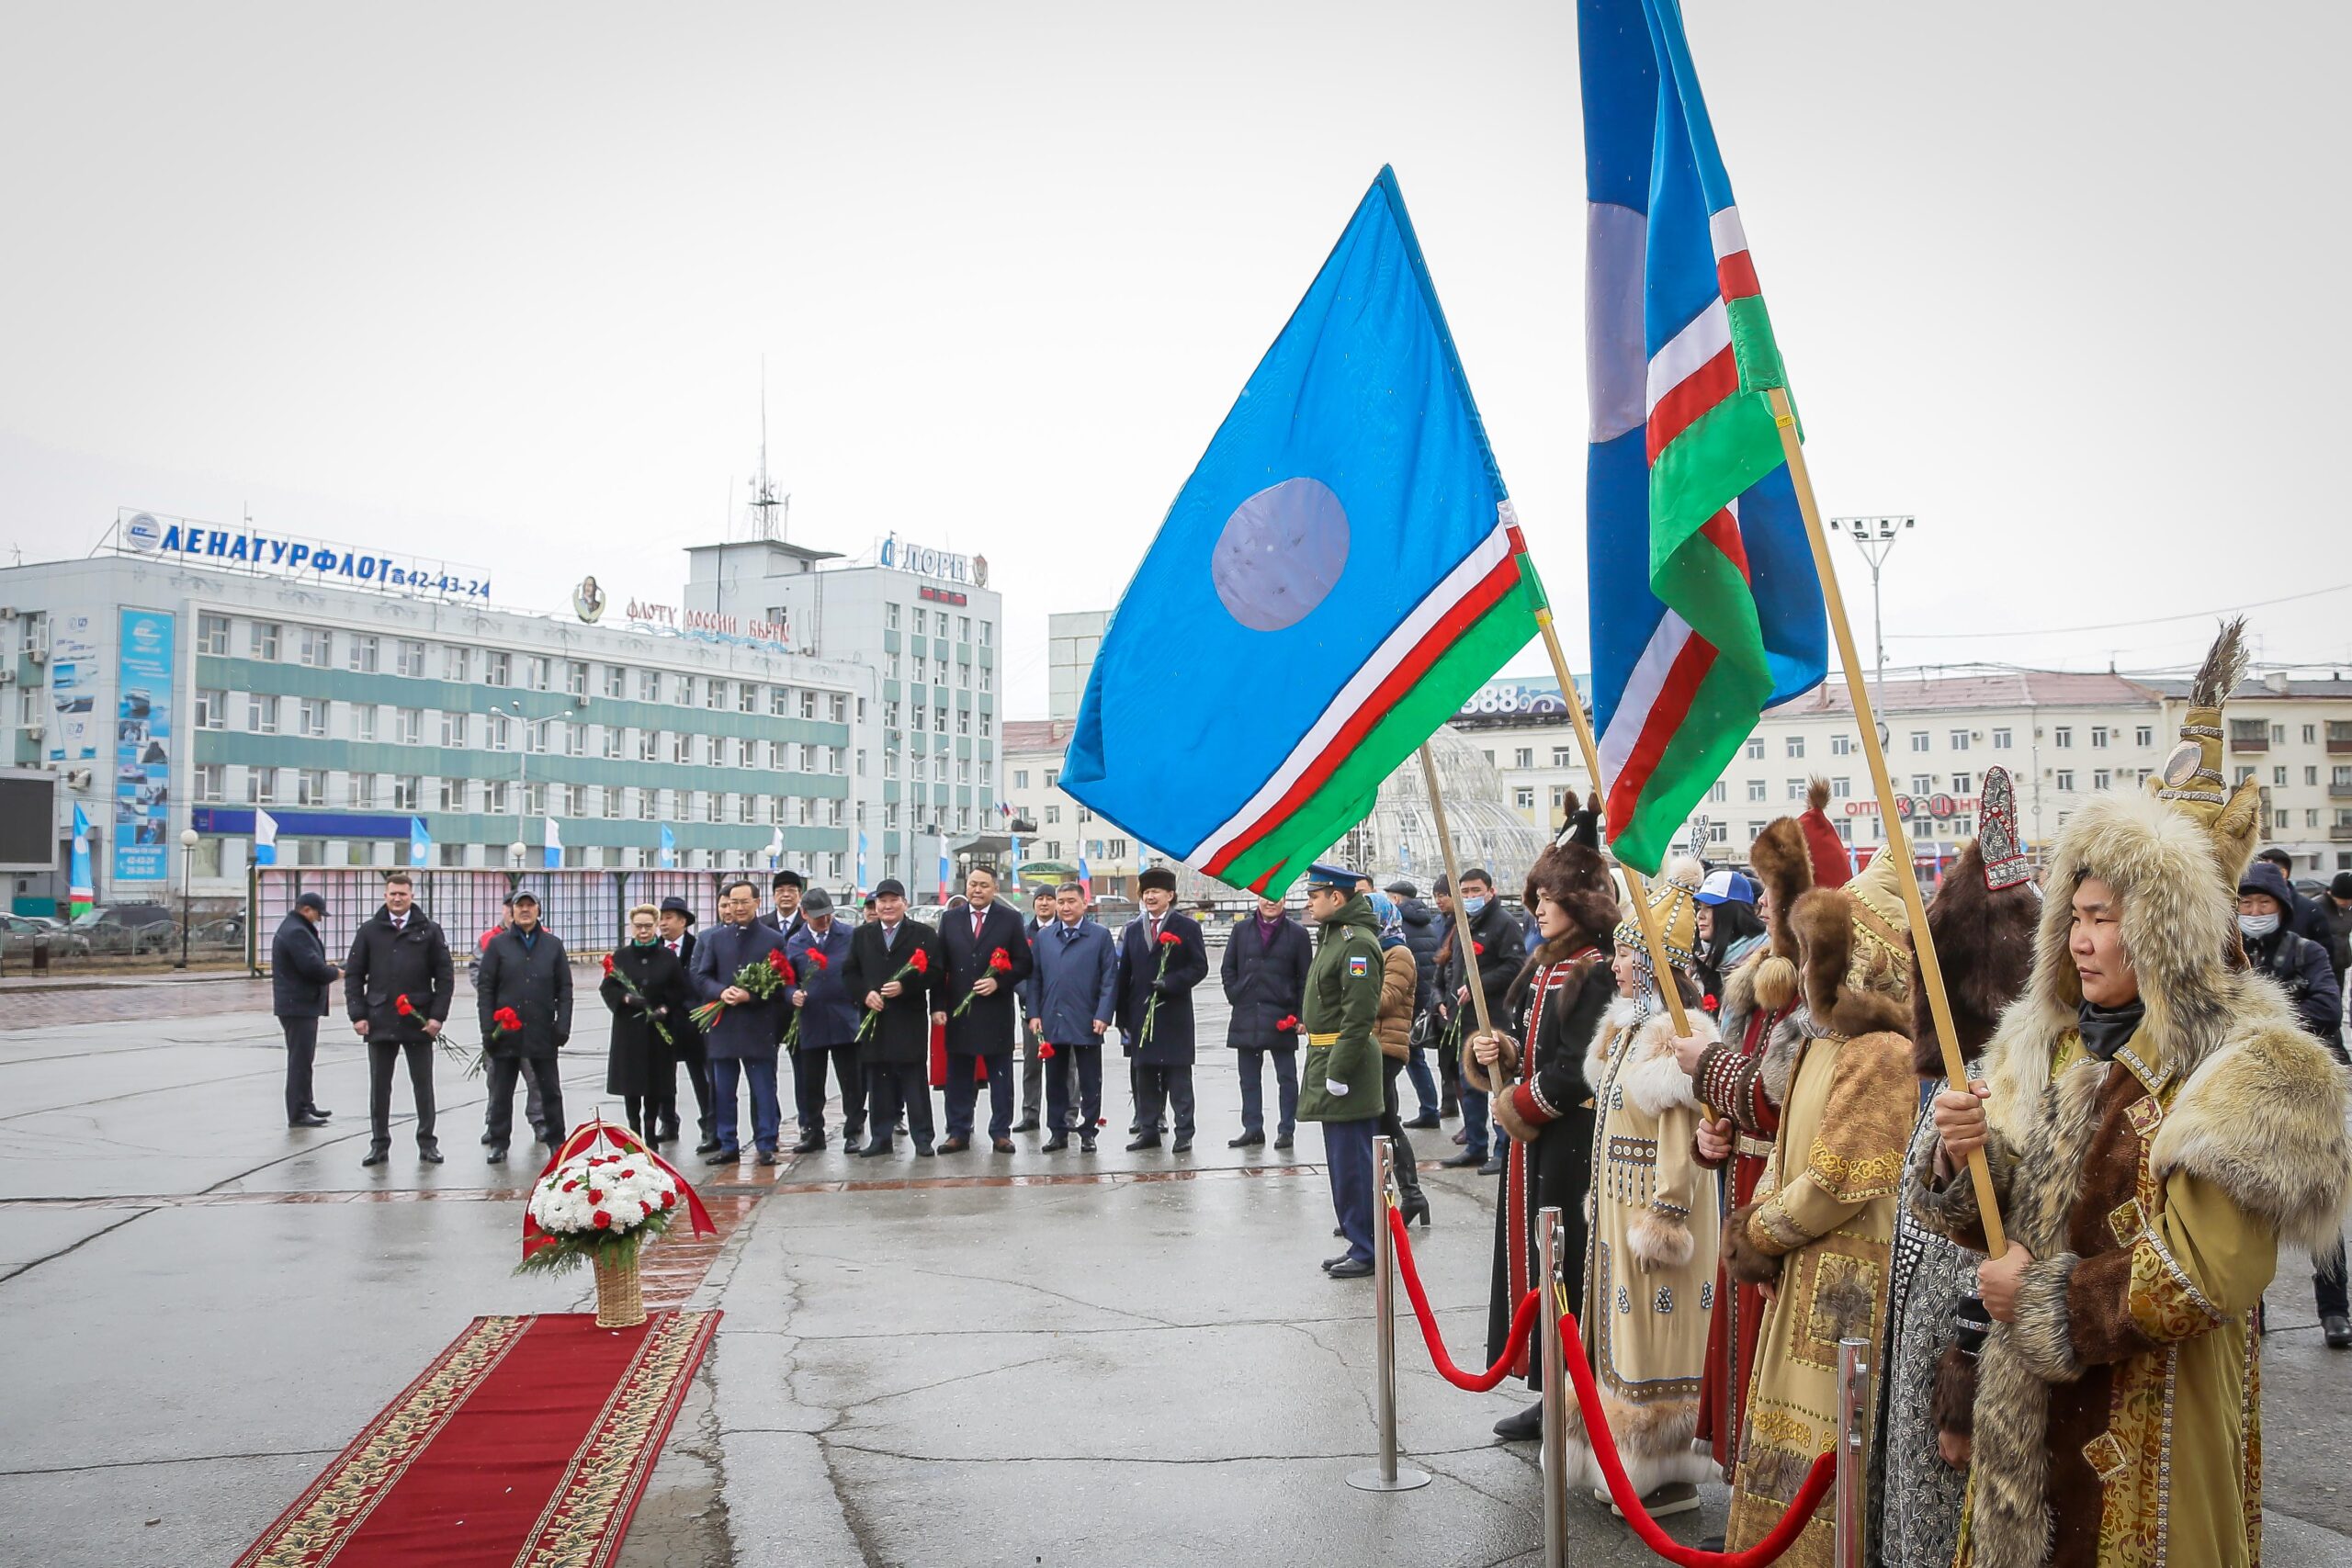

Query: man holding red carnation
left=687, top=877, right=796, bottom=1166
left=938, top=865, right=1036, bottom=1154
left=842, top=878, right=943, bottom=1157
left=1114, top=866, right=1209, bottom=1153
left=477, top=889, right=574, bottom=1164
left=344, top=871, right=454, bottom=1168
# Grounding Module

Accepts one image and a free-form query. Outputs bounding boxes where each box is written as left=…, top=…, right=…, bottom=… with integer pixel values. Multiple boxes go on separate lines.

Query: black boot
left=1493, top=1401, right=1543, bottom=1441
left=1397, top=1185, right=1431, bottom=1228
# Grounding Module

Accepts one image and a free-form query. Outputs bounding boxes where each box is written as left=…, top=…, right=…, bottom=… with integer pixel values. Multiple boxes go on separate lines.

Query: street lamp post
left=177, top=827, right=198, bottom=970
left=1826, top=514, right=1916, bottom=738
left=507, top=700, right=527, bottom=868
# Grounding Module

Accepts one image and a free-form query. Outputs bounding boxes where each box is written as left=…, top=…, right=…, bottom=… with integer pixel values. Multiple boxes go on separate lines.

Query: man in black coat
left=762, top=869, right=812, bottom=1135
left=2256, top=846, right=2336, bottom=947
left=1220, top=893, right=1313, bottom=1149
left=658, top=897, right=718, bottom=1152
left=1016, top=885, right=1064, bottom=1132
left=343, top=872, right=454, bottom=1168
left=1385, top=878, right=1444, bottom=1126
left=477, top=890, right=574, bottom=1163
left=1437, top=866, right=1520, bottom=1174
left=1114, top=866, right=1210, bottom=1153
left=937, top=865, right=1037, bottom=1152
left=271, top=891, right=341, bottom=1128
left=842, top=878, right=942, bottom=1156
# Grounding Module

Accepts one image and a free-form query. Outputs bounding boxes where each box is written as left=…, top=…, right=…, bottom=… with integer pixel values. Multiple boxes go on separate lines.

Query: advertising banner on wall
left=46, top=609, right=100, bottom=761
left=111, top=608, right=175, bottom=883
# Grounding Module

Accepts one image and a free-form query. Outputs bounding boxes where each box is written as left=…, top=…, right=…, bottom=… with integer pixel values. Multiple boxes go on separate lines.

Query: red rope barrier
left=1385, top=1205, right=1540, bottom=1391
left=1383, top=1206, right=1840, bottom=1567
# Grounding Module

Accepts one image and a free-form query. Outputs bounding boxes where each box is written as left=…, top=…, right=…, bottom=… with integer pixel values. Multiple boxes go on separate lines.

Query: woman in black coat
left=604, top=904, right=690, bottom=1137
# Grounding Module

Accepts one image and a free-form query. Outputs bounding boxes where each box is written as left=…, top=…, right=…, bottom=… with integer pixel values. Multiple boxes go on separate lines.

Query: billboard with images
left=111, top=608, right=174, bottom=882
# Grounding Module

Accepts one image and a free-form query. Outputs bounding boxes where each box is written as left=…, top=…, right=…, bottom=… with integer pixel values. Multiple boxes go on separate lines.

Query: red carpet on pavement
left=234, top=1309, right=719, bottom=1568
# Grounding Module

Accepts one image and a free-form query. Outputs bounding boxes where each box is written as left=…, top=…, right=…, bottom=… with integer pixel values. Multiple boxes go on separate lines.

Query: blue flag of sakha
left=1063, top=167, right=1548, bottom=893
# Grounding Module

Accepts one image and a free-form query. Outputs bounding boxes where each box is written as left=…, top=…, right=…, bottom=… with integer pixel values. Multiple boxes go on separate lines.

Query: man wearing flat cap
left=842, top=878, right=943, bottom=1156
left=477, top=889, right=572, bottom=1164
left=271, top=890, right=340, bottom=1129
left=1114, top=865, right=1208, bottom=1153
left=1299, top=862, right=1386, bottom=1278
left=657, top=896, right=718, bottom=1152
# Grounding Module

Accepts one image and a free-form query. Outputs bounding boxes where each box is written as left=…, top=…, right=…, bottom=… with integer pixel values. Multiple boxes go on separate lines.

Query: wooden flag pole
left=1765, top=385, right=2006, bottom=1255
left=1532, top=608, right=1696, bottom=1044
left=1418, top=745, right=1499, bottom=1041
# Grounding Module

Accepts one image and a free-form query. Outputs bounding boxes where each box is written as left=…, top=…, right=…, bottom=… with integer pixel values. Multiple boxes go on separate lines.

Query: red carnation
left=588, top=1189, right=604, bottom=1203
left=562, top=1179, right=579, bottom=1192
left=593, top=1210, right=612, bottom=1229
left=493, top=1006, right=523, bottom=1032
left=768, top=949, right=795, bottom=984
left=1159, top=931, right=1181, bottom=947
left=1040, top=1042, right=1056, bottom=1059
left=602, top=953, right=616, bottom=976
left=1473, top=942, right=1485, bottom=955
left=395, top=994, right=414, bottom=1017
left=989, top=948, right=1015, bottom=973
left=1276, top=1014, right=1299, bottom=1032
left=1702, top=993, right=1720, bottom=1012
left=661, top=1190, right=676, bottom=1209
left=808, top=951, right=830, bottom=970
left=640, top=1200, right=654, bottom=1217
left=909, top=949, right=930, bottom=974
left=620, top=1168, right=636, bottom=1179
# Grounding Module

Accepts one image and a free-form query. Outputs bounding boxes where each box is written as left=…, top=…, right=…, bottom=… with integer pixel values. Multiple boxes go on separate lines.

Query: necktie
left=667, top=941, right=679, bottom=954
left=973, top=909, right=985, bottom=941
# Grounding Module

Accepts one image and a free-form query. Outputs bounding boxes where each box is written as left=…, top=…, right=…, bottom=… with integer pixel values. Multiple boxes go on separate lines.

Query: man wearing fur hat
left=1916, top=627, right=2352, bottom=1568
left=1468, top=805, right=1622, bottom=1441
left=1720, top=845, right=1919, bottom=1563
left=1679, top=781, right=1845, bottom=1480
left=1870, top=766, right=2039, bottom=1568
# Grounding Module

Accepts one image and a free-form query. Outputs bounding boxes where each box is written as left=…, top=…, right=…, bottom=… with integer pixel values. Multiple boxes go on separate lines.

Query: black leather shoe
left=992, top=1137, right=1016, bottom=1154
left=1478, top=1154, right=1506, bottom=1177
left=791, top=1134, right=826, bottom=1154
left=938, top=1136, right=971, bottom=1154
left=756, top=1149, right=779, bottom=1167
left=856, top=1141, right=891, bottom=1157
left=1012, top=1117, right=1040, bottom=1134
left=1171, top=1137, right=1193, bottom=1154
left=360, top=1145, right=390, bottom=1168
left=705, top=1147, right=741, bottom=1166
left=843, top=1124, right=866, bottom=1145
left=696, top=1136, right=723, bottom=1156
left=481, top=1131, right=498, bottom=1145
left=914, top=1144, right=935, bottom=1157
left=1274, top=1132, right=1294, bottom=1150
left=485, top=1145, right=507, bottom=1164
left=1402, top=1113, right=1441, bottom=1129
left=1126, top=1134, right=1161, bottom=1151
left=659, top=1119, right=682, bottom=1144
left=288, top=1113, right=330, bottom=1129
left=1326, top=1258, right=1374, bottom=1279
left=1440, top=1150, right=1486, bottom=1169
left=1228, top=1131, right=1265, bottom=1148
left=1042, top=1135, right=1069, bottom=1152
left=2327, top=1315, right=2352, bottom=1348
left=418, top=1142, right=444, bottom=1165
left=1322, top=1254, right=1352, bottom=1270
left=307, top=1105, right=334, bottom=1119
left=1079, top=1135, right=1097, bottom=1153
left=1492, top=1402, right=1543, bottom=1442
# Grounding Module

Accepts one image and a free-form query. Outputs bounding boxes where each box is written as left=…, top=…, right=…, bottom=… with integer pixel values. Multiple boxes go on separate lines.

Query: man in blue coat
left=785, top=888, right=862, bottom=1153
left=1219, top=892, right=1313, bottom=1150
left=1021, top=881, right=1118, bottom=1153
left=938, top=865, right=1037, bottom=1153
left=271, top=891, right=341, bottom=1129
left=1114, top=866, right=1210, bottom=1153
left=689, top=876, right=794, bottom=1166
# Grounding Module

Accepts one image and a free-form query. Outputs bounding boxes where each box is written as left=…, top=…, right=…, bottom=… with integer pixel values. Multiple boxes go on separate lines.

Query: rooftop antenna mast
left=750, top=355, right=788, bottom=543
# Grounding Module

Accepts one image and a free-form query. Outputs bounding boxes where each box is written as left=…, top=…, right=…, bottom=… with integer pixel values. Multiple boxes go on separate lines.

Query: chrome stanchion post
left=1348, top=1135, right=1431, bottom=1493
left=1835, top=1336, right=1871, bottom=1568
left=1538, top=1205, right=1566, bottom=1568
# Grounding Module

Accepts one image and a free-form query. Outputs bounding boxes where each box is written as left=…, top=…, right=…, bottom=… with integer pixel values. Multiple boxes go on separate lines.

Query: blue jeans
left=944, top=1053, right=1015, bottom=1141
left=1456, top=1060, right=1490, bottom=1159
left=711, top=1056, right=782, bottom=1153
left=1323, top=1117, right=1377, bottom=1265
left=1404, top=1044, right=1439, bottom=1118
left=1237, top=1045, right=1298, bottom=1136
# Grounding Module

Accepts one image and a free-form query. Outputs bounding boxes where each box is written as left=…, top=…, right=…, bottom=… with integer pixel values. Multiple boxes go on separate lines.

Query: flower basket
left=592, top=1245, right=646, bottom=1328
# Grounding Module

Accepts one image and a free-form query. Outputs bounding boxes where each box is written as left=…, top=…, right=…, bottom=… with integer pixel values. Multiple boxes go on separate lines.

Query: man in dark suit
left=1015, top=885, right=1062, bottom=1133
left=842, top=877, right=941, bottom=1157
left=786, top=888, right=862, bottom=1151
left=1021, top=881, right=1119, bottom=1152
left=1114, top=866, right=1210, bottom=1153
left=689, top=877, right=794, bottom=1166
left=658, top=896, right=718, bottom=1152
left=1219, top=892, right=1314, bottom=1149
left=937, top=864, right=1037, bottom=1152
left=343, top=871, right=454, bottom=1168
left=762, top=870, right=810, bottom=1137
left=271, top=891, right=341, bottom=1128
left=477, top=889, right=573, bottom=1163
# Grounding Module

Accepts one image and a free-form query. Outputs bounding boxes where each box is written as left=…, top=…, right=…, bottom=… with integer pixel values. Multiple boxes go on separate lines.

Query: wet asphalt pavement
left=6, top=974, right=2352, bottom=1567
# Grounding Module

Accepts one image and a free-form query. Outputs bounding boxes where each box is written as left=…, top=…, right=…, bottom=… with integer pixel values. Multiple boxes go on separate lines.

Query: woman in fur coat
left=1560, top=911, right=1720, bottom=1517
left=1470, top=807, right=1622, bottom=1441
left=1915, top=645, right=2352, bottom=1568
left=1721, top=847, right=1920, bottom=1566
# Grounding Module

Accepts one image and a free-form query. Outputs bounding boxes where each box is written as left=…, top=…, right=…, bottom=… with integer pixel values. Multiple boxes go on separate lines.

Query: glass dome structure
left=1324, top=724, right=1552, bottom=898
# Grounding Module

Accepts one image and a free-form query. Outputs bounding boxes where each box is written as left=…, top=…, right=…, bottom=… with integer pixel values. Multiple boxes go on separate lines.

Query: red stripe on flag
left=1204, top=554, right=1528, bottom=879
left=1699, top=508, right=1751, bottom=584
left=1604, top=634, right=1720, bottom=830
left=1645, top=344, right=1739, bottom=464
left=1716, top=250, right=1760, bottom=301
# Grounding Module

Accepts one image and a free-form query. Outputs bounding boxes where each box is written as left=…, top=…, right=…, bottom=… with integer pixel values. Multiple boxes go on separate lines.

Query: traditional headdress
left=1522, top=790, right=1621, bottom=944
left=1745, top=782, right=1849, bottom=1011
left=1975, top=764, right=2032, bottom=892
left=2149, top=618, right=2264, bottom=886
left=1611, top=855, right=1704, bottom=1024
left=1907, top=769, right=2041, bottom=1076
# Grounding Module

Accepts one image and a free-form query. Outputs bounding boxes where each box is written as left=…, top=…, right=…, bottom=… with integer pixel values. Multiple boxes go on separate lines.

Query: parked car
left=189, top=916, right=247, bottom=950
left=0, top=913, right=86, bottom=955
left=69, top=904, right=179, bottom=955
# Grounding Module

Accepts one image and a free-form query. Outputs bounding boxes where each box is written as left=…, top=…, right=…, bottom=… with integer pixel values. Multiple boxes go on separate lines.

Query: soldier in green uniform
left=1298, top=861, right=1387, bottom=1280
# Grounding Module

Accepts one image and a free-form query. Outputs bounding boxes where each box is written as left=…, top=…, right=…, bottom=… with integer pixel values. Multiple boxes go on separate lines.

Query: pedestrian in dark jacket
left=477, top=891, right=573, bottom=1161
left=1016, top=886, right=1069, bottom=1131
left=1114, top=867, right=1209, bottom=1152
left=690, top=878, right=795, bottom=1165
left=2327, top=874, right=2352, bottom=991
left=656, top=897, right=718, bottom=1151
left=603, top=903, right=688, bottom=1139
left=2256, top=848, right=2336, bottom=948
left=342, top=873, right=453, bottom=1167
left=271, top=893, right=340, bottom=1128
left=1220, top=894, right=1313, bottom=1148
left=842, top=879, right=942, bottom=1156
left=1385, top=879, right=1444, bottom=1123
left=786, top=889, right=863, bottom=1150
left=937, top=865, right=1037, bottom=1152
left=1022, top=882, right=1118, bottom=1151
left=1437, top=869, right=1521, bottom=1171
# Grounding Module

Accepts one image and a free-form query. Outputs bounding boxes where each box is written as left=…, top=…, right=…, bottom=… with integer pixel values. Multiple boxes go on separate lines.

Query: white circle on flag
left=1211, top=477, right=1350, bottom=632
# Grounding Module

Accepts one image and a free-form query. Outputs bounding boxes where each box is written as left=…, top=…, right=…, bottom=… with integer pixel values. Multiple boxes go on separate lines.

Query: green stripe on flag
left=1214, top=577, right=1542, bottom=891
left=1725, top=296, right=1785, bottom=392
left=1647, top=392, right=1785, bottom=577
left=1610, top=656, right=1770, bottom=874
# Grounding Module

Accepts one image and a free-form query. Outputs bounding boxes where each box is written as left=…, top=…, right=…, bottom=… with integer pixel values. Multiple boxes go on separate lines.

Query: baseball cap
left=1694, top=870, right=1756, bottom=907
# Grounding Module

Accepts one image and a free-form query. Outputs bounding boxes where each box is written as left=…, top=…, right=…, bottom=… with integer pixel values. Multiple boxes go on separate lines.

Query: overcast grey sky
left=4, top=2, right=2346, bottom=716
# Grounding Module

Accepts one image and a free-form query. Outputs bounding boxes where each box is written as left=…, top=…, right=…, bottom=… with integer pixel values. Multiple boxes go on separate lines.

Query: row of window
left=197, top=614, right=854, bottom=716
left=883, top=602, right=992, bottom=648
left=881, top=649, right=991, bottom=692
left=241, top=839, right=858, bottom=877
left=195, top=693, right=863, bottom=769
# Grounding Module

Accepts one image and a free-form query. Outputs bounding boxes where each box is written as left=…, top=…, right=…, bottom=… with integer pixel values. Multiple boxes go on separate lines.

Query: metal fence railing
left=245, top=868, right=775, bottom=972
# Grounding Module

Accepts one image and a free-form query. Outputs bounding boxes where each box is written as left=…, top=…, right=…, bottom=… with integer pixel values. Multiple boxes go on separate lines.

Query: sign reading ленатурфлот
left=112, top=608, right=174, bottom=882
left=115, top=507, right=493, bottom=601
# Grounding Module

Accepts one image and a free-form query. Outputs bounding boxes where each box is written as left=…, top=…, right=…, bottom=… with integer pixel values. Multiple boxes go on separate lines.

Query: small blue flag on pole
left=409, top=818, right=431, bottom=867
